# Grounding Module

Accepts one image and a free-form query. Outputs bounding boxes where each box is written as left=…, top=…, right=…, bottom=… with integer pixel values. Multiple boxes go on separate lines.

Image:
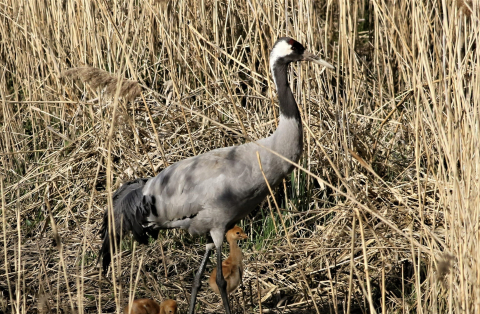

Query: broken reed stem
left=355, top=209, right=375, bottom=314
left=159, top=234, right=169, bottom=279
left=1, top=178, right=14, bottom=310
left=346, top=213, right=357, bottom=313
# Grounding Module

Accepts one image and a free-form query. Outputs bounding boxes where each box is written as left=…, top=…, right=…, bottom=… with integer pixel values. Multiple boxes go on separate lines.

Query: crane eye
left=236, top=232, right=240, bottom=234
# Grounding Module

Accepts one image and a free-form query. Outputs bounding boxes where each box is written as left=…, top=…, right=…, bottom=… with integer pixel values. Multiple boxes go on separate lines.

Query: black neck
left=272, top=63, right=300, bottom=120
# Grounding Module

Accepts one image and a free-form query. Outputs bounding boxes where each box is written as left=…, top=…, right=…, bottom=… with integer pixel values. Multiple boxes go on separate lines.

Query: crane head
left=160, top=299, right=177, bottom=314
left=226, top=225, right=248, bottom=241
left=270, top=37, right=334, bottom=70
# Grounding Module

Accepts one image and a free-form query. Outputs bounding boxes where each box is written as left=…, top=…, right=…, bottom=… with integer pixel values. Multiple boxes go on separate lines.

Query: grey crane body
left=142, top=117, right=302, bottom=236
left=99, top=37, right=333, bottom=314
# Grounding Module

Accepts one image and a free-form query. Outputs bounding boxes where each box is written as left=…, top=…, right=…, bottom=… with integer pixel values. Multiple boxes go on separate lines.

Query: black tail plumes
left=99, top=178, right=158, bottom=273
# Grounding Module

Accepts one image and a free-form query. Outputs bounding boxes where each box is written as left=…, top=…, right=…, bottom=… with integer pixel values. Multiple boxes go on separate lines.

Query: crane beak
left=303, top=51, right=335, bottom=70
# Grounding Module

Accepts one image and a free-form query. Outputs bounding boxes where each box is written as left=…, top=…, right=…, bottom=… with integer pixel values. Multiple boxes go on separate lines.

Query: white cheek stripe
left=269, top=41, right=292, bottom=88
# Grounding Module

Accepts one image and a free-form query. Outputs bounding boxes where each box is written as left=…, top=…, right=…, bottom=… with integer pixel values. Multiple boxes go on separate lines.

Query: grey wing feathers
left=143, top=146, right=255, bottom=227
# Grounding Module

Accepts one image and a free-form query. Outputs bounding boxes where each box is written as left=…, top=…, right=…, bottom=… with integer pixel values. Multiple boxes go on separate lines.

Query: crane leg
left=188, top=243, right=214, bottom=314
left=216, top=244, right=231, bottom=314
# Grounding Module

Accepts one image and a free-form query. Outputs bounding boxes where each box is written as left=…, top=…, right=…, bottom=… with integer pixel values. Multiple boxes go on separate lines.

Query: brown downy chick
left=124, top=299, right=177, bottom=314
left=209, top=226, right=248, bottom=294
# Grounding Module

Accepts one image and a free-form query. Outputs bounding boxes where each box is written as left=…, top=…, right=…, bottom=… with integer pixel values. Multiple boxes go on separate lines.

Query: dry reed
left=0, top=0, right=478, bottom=313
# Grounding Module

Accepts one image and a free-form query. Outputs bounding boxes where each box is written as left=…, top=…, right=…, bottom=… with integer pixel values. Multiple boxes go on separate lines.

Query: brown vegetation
left=0, top=0, right=478, bottom=313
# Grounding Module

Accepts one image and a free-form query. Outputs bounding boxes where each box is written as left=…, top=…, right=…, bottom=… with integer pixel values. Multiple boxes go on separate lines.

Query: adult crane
left=99, top=37, right=334, bottom=314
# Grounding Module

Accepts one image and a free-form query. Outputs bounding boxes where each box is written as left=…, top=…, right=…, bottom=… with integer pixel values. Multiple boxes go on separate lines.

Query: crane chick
left=209, top=226, right=248, bottom=295
left=124, top=299, right=177, bottom=314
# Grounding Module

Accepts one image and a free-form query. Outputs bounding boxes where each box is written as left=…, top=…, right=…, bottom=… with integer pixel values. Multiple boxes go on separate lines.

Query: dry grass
left=0, top=0, right=479, bottom=313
